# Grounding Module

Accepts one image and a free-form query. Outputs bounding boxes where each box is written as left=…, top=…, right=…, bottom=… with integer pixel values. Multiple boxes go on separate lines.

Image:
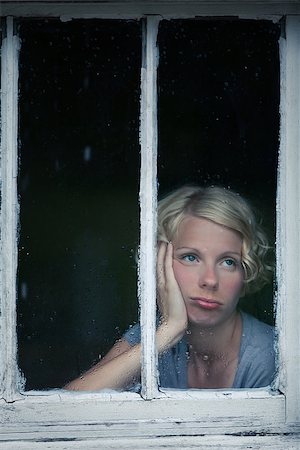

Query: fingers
left=156, top=241, right=188, bottom=338
left=164, top=242, right=174, bottom=285
left=157, top=241, right=167, bottom=288
left=157, top=241, right=175, bottom=285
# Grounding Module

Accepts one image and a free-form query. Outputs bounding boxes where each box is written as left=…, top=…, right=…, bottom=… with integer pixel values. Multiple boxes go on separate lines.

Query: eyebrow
left=175, top=247, right=241, bottom=258
left=219, top=252, right=242, bottom=258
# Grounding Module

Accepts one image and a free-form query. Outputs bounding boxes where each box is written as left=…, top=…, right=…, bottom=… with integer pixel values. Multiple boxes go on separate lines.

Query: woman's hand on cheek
left=156, top=242, right=188, bottom=351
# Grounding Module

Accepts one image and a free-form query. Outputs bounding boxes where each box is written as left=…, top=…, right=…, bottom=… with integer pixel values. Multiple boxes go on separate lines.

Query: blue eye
left=182, top=254, right=197, bottom=263
left=223, top=258, right=236, bottom=268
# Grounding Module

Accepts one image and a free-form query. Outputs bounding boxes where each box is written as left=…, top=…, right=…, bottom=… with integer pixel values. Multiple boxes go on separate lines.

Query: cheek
left=173, top=261, right=192, bottom=291
left=222, top=274, right=244, bottom=298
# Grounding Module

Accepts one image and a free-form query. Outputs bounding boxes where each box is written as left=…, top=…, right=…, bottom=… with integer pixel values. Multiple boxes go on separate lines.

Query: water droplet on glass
left=83, top=145, right=92, bottom=162
left=21, top=282, right=28, bottom=300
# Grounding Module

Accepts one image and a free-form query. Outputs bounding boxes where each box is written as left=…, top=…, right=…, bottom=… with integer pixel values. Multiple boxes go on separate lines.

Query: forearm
left=64, top=343, right=142, bottom=391
left=64, top=319, right=185, bottom=392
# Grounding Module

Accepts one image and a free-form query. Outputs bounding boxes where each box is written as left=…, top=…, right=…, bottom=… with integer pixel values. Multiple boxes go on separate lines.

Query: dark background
left=17, top=19, right=141, bottom=390
left=17, top=18, right=279, bottom=390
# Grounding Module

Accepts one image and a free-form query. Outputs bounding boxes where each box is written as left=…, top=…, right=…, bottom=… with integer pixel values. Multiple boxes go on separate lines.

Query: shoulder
left=123, top=323, right=141, bottom=346
left=234, top=311, right=276, bottom=388
left=241, top=310, right=274, bottom=348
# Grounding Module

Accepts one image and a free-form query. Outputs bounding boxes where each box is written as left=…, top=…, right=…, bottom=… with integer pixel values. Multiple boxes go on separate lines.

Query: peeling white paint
left=1, top=1, right=300, bottom=19
left=0, top=17, right=21, bottom=402
left=277, top=16, right=300, bottom=424
left=0, top=6, right=300, bottom=447
left=139, top=16, right=160, bottom=400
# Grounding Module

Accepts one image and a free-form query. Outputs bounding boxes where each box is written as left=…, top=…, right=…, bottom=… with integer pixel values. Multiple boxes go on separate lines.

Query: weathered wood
left=139, top=16, right=160, bottom=400
left=0, top=434, right=300, bottom=450
left=0, top=17, right=21, bottom=402
left=0, top=6, right=300, bottom=449
left=1, top=1, right=300, bottom=18
left=0, top=391, right=289, bottom=438
left=277, top=15, right=300, bottom=424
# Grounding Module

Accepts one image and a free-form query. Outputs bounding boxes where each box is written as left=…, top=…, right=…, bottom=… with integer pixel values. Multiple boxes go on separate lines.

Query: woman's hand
left=156, top=242, right=188, bottom=351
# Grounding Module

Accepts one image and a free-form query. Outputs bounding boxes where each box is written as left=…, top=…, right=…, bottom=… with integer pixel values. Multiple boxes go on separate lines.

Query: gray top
left=123, top=311, right=276, bottom=389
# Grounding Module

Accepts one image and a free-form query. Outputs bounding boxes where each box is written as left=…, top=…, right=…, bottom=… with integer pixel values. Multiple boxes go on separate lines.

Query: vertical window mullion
left=139, top=16, right=160, bottom=400
left=0, top=17, right=20, bottom=401
left=277, top=15, right=300, bottom=424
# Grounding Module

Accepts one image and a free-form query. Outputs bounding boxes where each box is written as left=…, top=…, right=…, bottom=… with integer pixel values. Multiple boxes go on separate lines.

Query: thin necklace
left=187, top=312, right=241, bottom=367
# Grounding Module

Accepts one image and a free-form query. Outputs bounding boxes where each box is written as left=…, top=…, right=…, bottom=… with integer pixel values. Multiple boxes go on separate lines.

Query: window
left=1, top=1, right=300, bottom=447
left=17, top=18, right=141, bottom=391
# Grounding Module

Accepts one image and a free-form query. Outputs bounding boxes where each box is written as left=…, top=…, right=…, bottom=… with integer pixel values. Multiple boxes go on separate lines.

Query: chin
left=187, top=312, right=220, bottom=329
left=188, top=307, right=238, bottom=330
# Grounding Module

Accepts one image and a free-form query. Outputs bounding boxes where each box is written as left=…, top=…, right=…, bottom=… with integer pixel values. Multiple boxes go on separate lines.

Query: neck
left=186, top=311, right=241, bottom=358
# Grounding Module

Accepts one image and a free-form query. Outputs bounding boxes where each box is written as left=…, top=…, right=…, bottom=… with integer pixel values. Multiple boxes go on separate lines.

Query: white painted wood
left=0, top=435, right=300, bottom=450
left=277, top=15, right=300, bottom=425
left=2, top=0, right=299, bottom=3
left=0, top=391, right=289, bottom=437
left=0, top=17, right=21, bottom=402
left=0, top=5, right=299, bottom=447
left=3, top=436, right=300, bottom=450
left=1, top=1, right=300, bottom=18
left=139, top=16, right=160, bottom=400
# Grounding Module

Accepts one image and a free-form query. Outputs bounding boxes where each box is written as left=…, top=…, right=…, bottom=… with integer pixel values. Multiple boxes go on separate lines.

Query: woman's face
left=172, top=215, right=244, bottom=328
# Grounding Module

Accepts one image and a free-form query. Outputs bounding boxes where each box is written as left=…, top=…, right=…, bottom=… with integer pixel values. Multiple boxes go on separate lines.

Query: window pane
left=17, top=19, right=141, bottom=390
left=157, top=19, right=279, bottom=389
left=158, top=19, right=279, bottom=324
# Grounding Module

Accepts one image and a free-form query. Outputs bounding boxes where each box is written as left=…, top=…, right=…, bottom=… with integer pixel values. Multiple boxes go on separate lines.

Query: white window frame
left=1, top=1, right=300, bottom=448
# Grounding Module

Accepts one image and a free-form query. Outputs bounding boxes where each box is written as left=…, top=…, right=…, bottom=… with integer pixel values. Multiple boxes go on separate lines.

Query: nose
left=198, top=264, right=218, bottom=290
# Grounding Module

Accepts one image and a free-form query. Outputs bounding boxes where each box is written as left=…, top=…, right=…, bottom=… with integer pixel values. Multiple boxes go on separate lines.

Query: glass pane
left=157, top=19, right=279, bottom=389
left=17, top=19, right=141, bottom=390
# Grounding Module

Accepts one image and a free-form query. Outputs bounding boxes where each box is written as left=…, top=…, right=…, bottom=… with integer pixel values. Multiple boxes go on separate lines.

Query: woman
left=65, top=185, right=275, bottom=391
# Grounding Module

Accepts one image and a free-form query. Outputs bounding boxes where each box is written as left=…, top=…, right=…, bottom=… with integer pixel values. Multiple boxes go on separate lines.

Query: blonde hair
left=158, top=185, right=272, bottom=294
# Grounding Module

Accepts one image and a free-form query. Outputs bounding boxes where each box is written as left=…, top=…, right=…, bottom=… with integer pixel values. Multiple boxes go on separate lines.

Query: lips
left=191, top=297, right=221, bottom=310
